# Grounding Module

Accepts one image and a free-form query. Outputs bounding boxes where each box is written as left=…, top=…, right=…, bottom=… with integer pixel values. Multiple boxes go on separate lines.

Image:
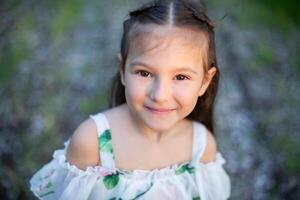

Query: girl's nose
left=148, top=78, right=170, bottom=103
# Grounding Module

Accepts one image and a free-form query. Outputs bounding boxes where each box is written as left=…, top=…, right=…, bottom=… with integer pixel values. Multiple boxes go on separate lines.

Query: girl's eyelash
left=135, top=70, right=190, bottom=80
left=136, top=70, right=152, bottom=77
left=175, top=74, right=190, bottom=80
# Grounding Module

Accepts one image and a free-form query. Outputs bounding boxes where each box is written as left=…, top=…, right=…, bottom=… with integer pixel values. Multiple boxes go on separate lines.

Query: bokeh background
left=0, top=0, right=299, bottom=199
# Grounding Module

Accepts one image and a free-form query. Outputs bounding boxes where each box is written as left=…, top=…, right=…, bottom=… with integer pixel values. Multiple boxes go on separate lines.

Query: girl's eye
left=137, top=70, right=151, bottom=77
left=175, top=74, right=189, bottom=80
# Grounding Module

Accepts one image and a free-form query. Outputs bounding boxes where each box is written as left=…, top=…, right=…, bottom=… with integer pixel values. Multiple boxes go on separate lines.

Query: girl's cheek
left=173, top=83, right=200, bottom=99
left=173, top=81, right=199, bottom=92
left=126, top=77, right=149, bottom=97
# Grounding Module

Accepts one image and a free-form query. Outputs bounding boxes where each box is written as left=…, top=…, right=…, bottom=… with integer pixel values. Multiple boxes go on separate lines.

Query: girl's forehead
left=125, top=24, right=209, bottom=73
left=128, top=24, right=208, bottom=57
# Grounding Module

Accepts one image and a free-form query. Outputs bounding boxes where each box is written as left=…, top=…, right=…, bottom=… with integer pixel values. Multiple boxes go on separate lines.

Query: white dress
left=30, top=113, right=231, bottom=200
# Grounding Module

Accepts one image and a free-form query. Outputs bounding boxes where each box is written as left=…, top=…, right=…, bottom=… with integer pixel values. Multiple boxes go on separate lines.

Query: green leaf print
left=37, top=180, right=54, bottom=198
left=45, top=181, right=53, bottom=189
left=131, top=182, right=153, bottom=200
left=103, top=173, right=119, bottom=189
left=192, top=197, right=201, bottom=200
left=175, top=164, right=195, bottom=175
left=99, top=129, right=113, bottom=154
left=39, top=191, right=55, bottom=198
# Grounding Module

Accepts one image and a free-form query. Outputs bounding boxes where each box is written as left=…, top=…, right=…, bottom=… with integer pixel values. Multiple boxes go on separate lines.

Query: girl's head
left=109, top=0, right=219, bottom=133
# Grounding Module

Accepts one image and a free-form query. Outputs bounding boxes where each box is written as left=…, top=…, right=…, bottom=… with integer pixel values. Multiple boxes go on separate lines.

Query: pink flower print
left=99, top=167, right=112, bottom=176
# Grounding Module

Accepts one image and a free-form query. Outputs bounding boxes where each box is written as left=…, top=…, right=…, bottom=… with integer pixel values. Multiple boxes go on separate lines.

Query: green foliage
left=256, top=0, right=300, bottom=26
left=256, top=45, right=274, bottom=66
left=295, top=57, right=300, bottom=75
left=0, top=0, right=22, bottom=11
left=249, top=43, right=274, bottom=73
left=209, top=0, right=298, bottom=32
left=271, top=135, right=300, bottom=174
left=50, top=0, right=84, bottom=41
left=0, top=55, right=16, bottom=83
left=0, top=2, right=38, bottom=83
left=79, top=93, right=107, bottom=114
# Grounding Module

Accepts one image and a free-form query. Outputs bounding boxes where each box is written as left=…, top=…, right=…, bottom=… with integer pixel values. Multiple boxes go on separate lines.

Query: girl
left=30, top=0, right=231, bottom=199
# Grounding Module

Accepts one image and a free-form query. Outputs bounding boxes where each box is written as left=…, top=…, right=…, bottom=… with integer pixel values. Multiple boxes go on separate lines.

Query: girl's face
left=121, top=25, right=216, bottom=133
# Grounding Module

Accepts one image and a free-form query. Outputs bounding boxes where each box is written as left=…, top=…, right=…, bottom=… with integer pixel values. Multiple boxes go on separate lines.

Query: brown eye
left=175, top=74, right=189, bottom=80
left=137, top=70, right=151, bottom=77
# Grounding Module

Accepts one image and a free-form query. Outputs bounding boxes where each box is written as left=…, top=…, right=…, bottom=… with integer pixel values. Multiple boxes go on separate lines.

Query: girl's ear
left=117, top=53, right=125, bottom=86
left=198, top=67, right=217, bottom=96
left=117, top=53, right=122, bottom=64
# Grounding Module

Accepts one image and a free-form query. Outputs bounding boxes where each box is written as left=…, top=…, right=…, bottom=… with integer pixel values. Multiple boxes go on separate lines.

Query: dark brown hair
left=108, top=0, right=219, bottom=134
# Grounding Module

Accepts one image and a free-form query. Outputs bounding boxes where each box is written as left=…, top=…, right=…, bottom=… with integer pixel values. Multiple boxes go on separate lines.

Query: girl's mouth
left=144, top=105, right=175, bottom=115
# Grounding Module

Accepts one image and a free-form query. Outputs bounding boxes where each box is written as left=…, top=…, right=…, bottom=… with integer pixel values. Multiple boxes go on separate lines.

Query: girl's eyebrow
left=129, top=61, right=198, bottom=74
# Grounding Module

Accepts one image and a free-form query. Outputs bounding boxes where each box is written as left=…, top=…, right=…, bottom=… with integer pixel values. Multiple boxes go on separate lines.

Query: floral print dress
left=30, top=113, right=231, bottom=200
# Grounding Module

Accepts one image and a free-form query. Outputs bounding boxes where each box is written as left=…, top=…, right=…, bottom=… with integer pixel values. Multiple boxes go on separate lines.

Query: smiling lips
left=144, top=105, right=176, bottom=115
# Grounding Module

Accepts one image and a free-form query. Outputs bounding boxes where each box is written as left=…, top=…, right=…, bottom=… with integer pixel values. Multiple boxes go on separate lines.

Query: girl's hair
left=108, top=0, right=219, bottom=134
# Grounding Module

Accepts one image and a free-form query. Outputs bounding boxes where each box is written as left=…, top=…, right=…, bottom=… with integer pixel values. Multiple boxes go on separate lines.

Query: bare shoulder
left=66, top=118, right=100, bottom=170
left=103, top=104, right=127, bottom=119
left=103, top=104, right=129, bottom=128
left=199, top=128, right=217, bottom=163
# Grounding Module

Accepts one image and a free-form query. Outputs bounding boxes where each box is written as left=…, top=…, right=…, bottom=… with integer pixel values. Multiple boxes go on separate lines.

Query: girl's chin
left=143, top=120, right=177, bottom=133
left=128, top=107, right=180, bottom=132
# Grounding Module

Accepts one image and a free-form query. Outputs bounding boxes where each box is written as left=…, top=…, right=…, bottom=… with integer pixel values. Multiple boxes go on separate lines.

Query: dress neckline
left=100, top=113, right=197, bottom=174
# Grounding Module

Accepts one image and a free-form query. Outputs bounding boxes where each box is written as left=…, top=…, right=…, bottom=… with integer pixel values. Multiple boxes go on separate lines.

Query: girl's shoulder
left=102, top=104, right=128, bottom=122
left=66, top=105, right=126, bottom=170
left=199, top=126, right=217, bottom=163
left=66, top=118, right=100, bottom=170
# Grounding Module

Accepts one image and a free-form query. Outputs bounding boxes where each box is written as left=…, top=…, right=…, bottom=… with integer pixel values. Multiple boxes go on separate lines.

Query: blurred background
left=0, top=0, right=299, bottom=199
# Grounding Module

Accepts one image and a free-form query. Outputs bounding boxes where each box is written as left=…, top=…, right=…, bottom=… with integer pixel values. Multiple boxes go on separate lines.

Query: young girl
left=30, top=0, right=231, bottom=199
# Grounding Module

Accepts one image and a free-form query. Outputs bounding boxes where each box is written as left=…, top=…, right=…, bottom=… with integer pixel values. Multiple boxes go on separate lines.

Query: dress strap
left=191, top=121, right=208, bottom=163
left=89, top=113, right=116, bottom=171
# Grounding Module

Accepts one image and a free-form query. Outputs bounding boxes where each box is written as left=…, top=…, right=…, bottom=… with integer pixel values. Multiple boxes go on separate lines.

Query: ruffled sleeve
left=194, top=152, right=231, bottom=200
left=29, top=141, right=112, bottom=200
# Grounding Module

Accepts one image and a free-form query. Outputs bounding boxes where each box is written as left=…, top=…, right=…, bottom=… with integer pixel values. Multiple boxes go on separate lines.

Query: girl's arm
left=199, top=130, right=217, bottom=163
left=66, top=119, right=100, bottom=170
left=30, top=118, right=102, bottom=199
